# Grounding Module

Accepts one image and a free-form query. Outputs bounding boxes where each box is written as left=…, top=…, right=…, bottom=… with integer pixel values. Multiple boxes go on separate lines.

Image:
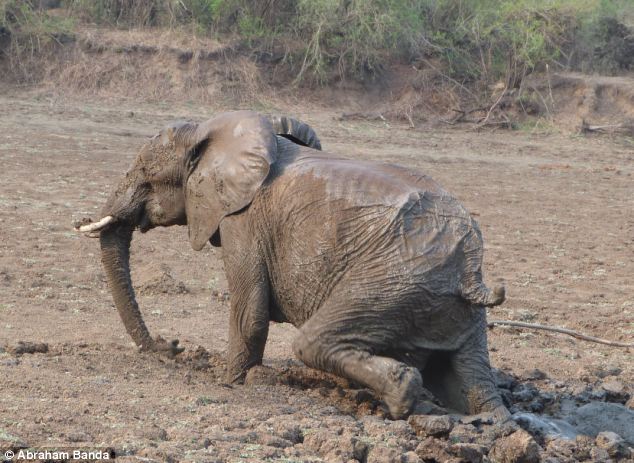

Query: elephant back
left=268, top=115, right=322, bottom=150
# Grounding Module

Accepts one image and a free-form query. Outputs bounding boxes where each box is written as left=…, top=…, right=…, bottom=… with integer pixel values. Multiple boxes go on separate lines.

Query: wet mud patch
left=245, top=364, right=388, bottom=418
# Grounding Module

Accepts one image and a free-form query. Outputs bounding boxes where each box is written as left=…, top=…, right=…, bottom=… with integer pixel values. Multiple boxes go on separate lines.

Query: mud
left=1, top=93, right=634, bottom=461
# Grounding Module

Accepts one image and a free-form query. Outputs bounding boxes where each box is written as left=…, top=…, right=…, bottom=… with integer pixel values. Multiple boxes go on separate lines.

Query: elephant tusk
left=75, top=216, right=114, bottom=233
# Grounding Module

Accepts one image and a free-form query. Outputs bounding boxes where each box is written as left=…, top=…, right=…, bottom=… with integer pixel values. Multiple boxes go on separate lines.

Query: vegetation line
left=2, top=0, right=633, bottom=86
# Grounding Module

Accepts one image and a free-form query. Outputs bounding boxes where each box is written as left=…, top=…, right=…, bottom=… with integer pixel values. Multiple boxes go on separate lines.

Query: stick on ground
left=488, top=319, right=634, bottom=348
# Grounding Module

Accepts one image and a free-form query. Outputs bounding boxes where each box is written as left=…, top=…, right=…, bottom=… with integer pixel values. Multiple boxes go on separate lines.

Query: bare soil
left=1, top=91, right=633, bottom=462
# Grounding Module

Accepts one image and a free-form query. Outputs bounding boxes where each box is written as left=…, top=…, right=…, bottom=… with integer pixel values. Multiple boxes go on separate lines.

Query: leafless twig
left=420, top=59, right=479, bottom=101
left=488, top=320, right=634, bottom=348
left=477, top=88, right=507, bottom=127
left=580, top=120, right=625, bottom=133
left=442, top=107, right=487, bottom=125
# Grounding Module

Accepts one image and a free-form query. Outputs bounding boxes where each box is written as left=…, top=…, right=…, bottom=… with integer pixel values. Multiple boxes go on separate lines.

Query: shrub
left=419, top=0, right=634, bottom=88
left=0, top=0, right=73, bottom=78
left=4, top=0, right=634, bottom=85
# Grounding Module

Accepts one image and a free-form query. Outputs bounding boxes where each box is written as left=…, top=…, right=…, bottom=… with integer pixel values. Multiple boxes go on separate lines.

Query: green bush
left=419, top=0, right=633, bottom=87
left=0, top=0, right=73, bottom=77
left=290, top=0, right=426, bottom=83
left=3, top=0, right=634, bottom=85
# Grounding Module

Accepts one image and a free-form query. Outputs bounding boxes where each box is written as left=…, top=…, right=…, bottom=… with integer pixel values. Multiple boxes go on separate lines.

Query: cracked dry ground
left=1, top=93, right=633, bottom=462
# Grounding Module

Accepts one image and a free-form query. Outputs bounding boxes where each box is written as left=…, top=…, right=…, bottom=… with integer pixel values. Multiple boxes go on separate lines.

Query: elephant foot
left=224, top=369, right=246, bottom=385
left=383, top=365, right=423, bottom=419
left=145, top=335, right=185, bottom=358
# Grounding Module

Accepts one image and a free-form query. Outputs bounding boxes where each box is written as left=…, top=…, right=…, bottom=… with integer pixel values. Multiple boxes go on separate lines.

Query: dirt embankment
left=3, top=26, right=634, bottom=134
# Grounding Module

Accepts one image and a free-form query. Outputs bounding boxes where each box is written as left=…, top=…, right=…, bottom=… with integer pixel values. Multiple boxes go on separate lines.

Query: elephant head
left=76, top=111, right=321, bottom=355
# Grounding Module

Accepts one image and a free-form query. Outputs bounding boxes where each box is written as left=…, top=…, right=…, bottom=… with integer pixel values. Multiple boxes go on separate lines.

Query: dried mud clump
left=135, top=263, right=188, bottom=296
left=489, top=429, right=541, bottom=463
left=7, top=341, right=49, bottom=355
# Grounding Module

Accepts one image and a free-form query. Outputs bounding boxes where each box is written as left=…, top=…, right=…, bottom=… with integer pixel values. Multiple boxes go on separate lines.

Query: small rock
left=366, top=445, right=401, bottom=463
left=415, top=437, right=453, bottom=462
left=625, top=396, right=634, bottom=410
left=589, top=387, right=607, bottom=401
left=2, top=358, right=19, bottom=366
left=512, top=384, right=538, bottom=403
left=568, top=402, right=634, bottom=445
left=545, top=438, right=576, bottom=460
left=594, top=365, right=623, bottom=378
left=522, top=369, right=547, bottom=381
left=257, top=434, right=294, bottom=449
left=360, top=415, right=387, bottom=436
left=385, top=420, right=415, bottom=439
left=601, top=379, right=630, bottom=403
left=272, top=422, right=302, bottom=444
left=447, top=442, right=485, bottom=463
left=303, top=431, right=366, bottom=461
left=526, top=399, right=544, bottom=413
left=493, top=369, right=517, bottom=390
left=488, top=429, right=541, bottom=463
left=570, top=383, right=588, bottom=397
left=589, top=446, right=611, bottom=462
left=0, top=429, right=27, bottom=448
left=408, top=414, right=454, bottom=437
left=66, top=431, right=91, bottom=442
left=136, top=264, right=188, bottom=296
left=448, top=423, right=479, bottom=444
left=9, top=341, right=48, bottom=355
left=602, top=379, right=624, bottom=394
left=401, top=451, right=421, bottom=463
left=595, top=431, right=630, bottom=459
left=573, top=435, right=594, bottom=461
left=244, top=365, right=279, bottom=386
left=479, top=419, right=520, bottom=447
left=138, top=425, right=168, bottom=441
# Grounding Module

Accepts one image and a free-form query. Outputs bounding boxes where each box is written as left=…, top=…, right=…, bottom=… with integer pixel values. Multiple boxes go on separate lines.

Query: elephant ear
left=267, top=115, right=322, bottom=150
left=185, top=111, right=277, bottom=251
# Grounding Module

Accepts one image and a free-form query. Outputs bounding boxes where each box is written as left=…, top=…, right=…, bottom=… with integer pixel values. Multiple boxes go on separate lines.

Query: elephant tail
left=268, top=115, right=322, bottom=150
left=460, top=281, right=506, bottom=307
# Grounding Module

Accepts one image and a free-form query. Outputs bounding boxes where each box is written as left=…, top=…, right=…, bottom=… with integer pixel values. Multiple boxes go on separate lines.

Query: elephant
left=76, top=110, right=508, bottom=420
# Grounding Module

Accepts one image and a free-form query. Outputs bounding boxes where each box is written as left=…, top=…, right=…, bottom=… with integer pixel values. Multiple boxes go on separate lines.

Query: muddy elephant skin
left=77, top=111, right=508, bottom=420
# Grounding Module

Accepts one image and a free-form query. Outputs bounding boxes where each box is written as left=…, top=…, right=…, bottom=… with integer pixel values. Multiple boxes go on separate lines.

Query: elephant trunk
left=100, top=224, right=154, bottom=350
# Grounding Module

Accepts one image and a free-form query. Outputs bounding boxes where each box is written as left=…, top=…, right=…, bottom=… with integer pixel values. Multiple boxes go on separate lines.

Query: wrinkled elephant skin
left=78, top=111, right=508, bottom=420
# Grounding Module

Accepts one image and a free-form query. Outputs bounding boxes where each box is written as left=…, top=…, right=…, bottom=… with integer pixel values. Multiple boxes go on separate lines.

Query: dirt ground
left=1, top=91, right=633, bottom=462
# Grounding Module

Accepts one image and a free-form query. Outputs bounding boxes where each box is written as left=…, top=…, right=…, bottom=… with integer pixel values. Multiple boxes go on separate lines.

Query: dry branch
left=488, top=319, right=634, bottom=348
left=477, top=89, right=507, bottom=127
left=443, top=107, right=487, bottom=125
left=580, top=120, right=626, bottom=134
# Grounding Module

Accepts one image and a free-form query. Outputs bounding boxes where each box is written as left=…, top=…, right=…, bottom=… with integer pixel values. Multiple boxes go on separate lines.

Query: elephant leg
left=451, top=315, right=509, bottom=421
left=394, top=349, right=432, bottom=372
left=226, top=305, right=269, bottom=384
left=223, top=257, right=270, bottom=384
left=293, top=312, right=422, bottom=419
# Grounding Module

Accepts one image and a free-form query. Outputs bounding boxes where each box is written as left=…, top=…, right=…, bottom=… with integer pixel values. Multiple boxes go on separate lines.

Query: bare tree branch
left=488, top=319, right=634, bottom=348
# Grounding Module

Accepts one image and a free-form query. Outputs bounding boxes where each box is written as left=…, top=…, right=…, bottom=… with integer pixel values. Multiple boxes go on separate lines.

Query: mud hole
left=1, top=93, right=634, bottom=462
